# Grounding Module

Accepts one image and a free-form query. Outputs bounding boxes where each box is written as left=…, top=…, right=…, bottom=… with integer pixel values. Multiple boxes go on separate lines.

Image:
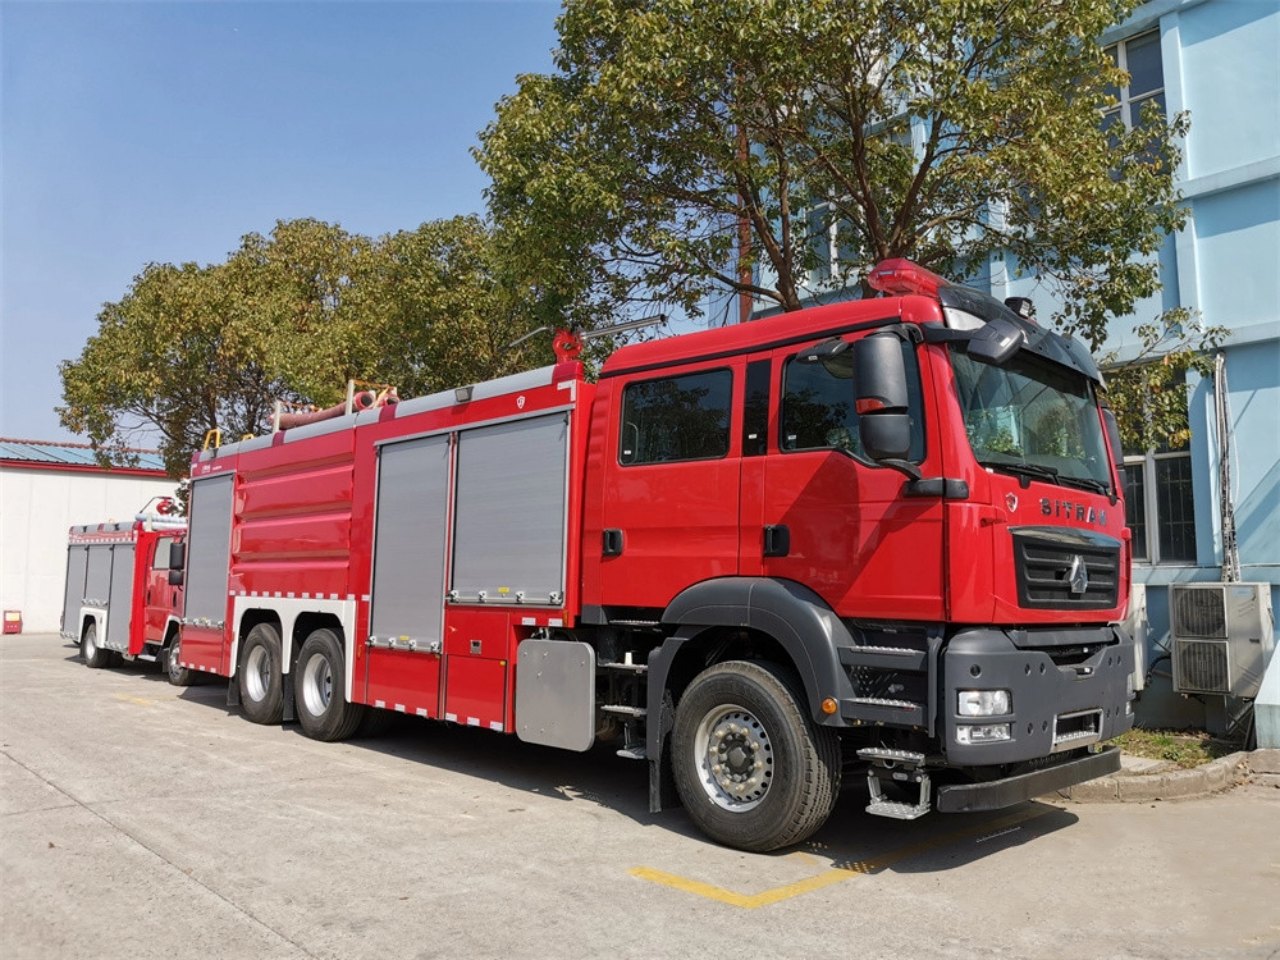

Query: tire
left=295, top=628, right=365, bottom=742
left=238, top=623, right=284, bottom=724
left=671, top=659, right=841, bottom=852
left=163, top=633, right=196, bottom=687
left=81, top=622, right=112, bottom=669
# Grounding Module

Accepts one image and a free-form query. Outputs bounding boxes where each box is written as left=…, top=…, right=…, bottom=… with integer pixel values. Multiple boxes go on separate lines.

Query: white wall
left=0, top=467, right=177, bottom=633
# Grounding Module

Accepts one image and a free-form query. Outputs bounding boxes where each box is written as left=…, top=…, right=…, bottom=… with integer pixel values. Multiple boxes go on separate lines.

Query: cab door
left=757, top=332, right=945, bottom=620
left=142, top=536, right=177, bottom=644
left=598, top=361, right=742, bottom=609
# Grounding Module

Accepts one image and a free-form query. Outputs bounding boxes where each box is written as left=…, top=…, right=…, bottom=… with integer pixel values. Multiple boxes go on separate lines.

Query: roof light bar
left=867, top=258, right=950, bottom=298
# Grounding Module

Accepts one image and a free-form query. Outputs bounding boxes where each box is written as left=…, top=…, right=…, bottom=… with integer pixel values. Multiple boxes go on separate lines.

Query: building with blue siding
left=748, top=0, right=1279, bottom=727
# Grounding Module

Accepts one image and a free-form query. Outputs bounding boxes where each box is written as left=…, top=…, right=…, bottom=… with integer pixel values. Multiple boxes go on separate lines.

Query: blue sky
left=1, top=0, right=561, bottom=442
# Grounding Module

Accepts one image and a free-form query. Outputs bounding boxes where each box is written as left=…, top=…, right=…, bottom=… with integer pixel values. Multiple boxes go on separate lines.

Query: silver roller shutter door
left=370, top=435, right=451, bottom=646
left=85, top=546, right=113, bottom=608
left=186, top=474, right=235, bottom=624
left=61, top=546, right=89, bottom=633
left=451, top=414, right=568, bottom=604
left=106, top=544, right=135, bottom=650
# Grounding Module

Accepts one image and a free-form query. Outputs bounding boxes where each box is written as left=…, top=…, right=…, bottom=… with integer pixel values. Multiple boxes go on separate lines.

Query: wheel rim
left=692, top=703, right=774, bottom=812
left=244, top=645, right=270, bottom=702
left=301, top=653, right=332, bottom=717
left=167, top=641, right=181, bottom=680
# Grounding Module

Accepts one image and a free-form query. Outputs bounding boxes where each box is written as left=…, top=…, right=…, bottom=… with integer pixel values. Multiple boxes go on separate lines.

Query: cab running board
left=859, top=747, right=932, bottom=820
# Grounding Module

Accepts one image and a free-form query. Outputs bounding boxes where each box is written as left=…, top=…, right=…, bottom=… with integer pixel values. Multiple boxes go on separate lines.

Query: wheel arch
left=644, top=577, right=855, bottom=813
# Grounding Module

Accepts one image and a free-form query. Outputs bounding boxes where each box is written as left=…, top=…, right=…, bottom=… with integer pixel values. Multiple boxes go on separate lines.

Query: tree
left=478, top=0, right=1204, bottom=355
left=59, top=217, right=541, bottom=477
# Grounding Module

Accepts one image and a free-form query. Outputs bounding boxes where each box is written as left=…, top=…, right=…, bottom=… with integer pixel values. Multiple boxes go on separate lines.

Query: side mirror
left=853, top=333, right=914, bottom=465
left=966, top=316, right=1026, bottom=365
left=168, top=542, right=186, bottom=586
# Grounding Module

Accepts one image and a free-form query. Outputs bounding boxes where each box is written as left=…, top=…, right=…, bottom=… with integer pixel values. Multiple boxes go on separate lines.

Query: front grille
left=1012, top=526, right=1120, bottom=610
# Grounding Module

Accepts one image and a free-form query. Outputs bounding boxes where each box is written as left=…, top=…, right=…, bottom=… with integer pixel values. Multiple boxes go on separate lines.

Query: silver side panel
left=85, top=545, right=113, bottom=608
left=105, top=543, right=135, bottom=650
left=61, top=545, right=89, bottom=635
left=369, top=435, right=451, bottom=649
left=515, top=639, right=596, bottom=751
left=451, top=413, right=568, bottom=605
left=186, top=474, right=235, bottom=625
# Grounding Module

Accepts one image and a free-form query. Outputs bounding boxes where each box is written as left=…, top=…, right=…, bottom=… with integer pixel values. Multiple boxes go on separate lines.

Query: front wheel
left=164, top=634, right=196, bottom=687
left=295, top=628, right=365, bottom=742
left=671, top=660, right=840, bottom=852
left=81, top=622, right=112, bottom=669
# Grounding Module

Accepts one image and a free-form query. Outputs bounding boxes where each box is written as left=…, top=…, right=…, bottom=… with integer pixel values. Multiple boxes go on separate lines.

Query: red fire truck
left=62, top=500, right=188, bottom=679
left=168, top=259, right=1134, bottom=850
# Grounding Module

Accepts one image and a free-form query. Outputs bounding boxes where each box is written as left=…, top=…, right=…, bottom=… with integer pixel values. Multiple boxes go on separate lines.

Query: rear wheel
left=295, top=628, right=364, bottom=742
left=238, top=623, right=284, bottom=724
left=81, top=622, right=112, bottom=669
left=671, top=659, right=840, bottom=852
left=164, top=633, right=196, bottom=687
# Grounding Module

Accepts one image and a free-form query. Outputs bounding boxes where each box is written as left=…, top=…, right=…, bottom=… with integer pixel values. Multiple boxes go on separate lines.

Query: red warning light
left=867, top=258, right=949, bottom=298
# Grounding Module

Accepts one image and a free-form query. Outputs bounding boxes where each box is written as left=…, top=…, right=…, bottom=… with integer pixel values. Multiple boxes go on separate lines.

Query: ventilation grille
left=1170, top=588, right=1228, bottom=639
left=1173, top=639, right=1230, bottom=695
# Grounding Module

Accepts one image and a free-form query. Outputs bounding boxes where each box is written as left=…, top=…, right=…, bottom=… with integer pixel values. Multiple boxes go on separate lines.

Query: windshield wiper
left=1057, top=474, right=1111, bottom=495
left=977, top=458, right=1061, bottom=487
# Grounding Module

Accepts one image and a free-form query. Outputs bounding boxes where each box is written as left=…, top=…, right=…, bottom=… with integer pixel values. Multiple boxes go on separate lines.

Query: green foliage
left=1101, top=311, right=1227, bottom=453
left=478, top=0, right=1199, bottom=363
left=59, top=217, right=543, bottom=477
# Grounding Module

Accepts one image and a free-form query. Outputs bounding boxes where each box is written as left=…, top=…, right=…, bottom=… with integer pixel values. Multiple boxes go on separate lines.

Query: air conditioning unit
left=1170, top=583, right=1275, bottom=699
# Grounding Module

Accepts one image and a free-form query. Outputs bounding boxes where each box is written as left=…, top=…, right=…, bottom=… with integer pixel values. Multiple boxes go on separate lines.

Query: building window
left=1124, top=438, right=1197, bottom=564
left=1103, top=31, right=1165, bottom=134
left=619, top=369, right=732, bottom=465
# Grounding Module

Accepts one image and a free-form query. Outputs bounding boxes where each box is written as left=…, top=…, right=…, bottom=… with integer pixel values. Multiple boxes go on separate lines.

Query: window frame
left=1104, top=30, right=1166, bottom=133
left=1123, top=449, right=1197, bottom=565
left=616, top=366, right=735, bottom=467
left=777, top=335, right=927, bottom=466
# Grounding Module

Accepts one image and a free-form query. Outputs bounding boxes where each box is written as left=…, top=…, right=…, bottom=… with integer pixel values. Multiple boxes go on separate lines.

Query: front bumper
left=941, top=626, right=1134, bottom=766
left=936, top=746, right=1121, bottom=812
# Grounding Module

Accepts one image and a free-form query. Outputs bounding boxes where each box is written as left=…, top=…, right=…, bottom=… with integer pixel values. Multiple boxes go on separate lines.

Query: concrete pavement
left=3, top=633, right=1277, bottom=960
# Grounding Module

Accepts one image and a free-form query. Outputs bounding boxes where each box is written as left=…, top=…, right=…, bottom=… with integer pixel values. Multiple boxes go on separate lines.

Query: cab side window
left=619, top=369, right=733, bottom=465
left=781, top=339, right=926, bottom=461
left=152, top=538, right=174, bottom=571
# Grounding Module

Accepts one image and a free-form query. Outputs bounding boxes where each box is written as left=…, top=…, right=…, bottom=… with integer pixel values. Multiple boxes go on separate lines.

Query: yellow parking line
left=113, top=693, right=157, bottom=707
left=631, top=806, right=1052, bottom=909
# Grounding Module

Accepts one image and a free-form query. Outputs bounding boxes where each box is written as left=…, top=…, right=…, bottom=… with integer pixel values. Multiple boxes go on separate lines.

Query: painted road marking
left=113, top=694, right=158, bottom=707
left=631, top=806, right=1052, bottom=909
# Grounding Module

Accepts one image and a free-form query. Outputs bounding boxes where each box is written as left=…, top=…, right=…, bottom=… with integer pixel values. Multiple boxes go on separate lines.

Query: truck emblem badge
left=1005, top=493, right=1018, bottom=512
left=517, top=395, right=526, bottom=409
left=1067, top=554, right=1089, bottom=595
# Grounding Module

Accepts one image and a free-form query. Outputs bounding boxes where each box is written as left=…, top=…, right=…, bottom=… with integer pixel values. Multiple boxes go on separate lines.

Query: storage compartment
left=364, top=647, right=442, bottom=718
left=444, top=655, right=509, bottom=732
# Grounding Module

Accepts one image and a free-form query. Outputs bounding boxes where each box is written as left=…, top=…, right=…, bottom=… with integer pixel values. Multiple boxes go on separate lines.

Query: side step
left=861, top=748, right=932, bottom=821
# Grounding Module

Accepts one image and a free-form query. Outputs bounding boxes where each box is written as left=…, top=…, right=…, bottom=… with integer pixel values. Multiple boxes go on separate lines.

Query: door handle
left=763, top=524, right=790, bottom=558
left=602, top=529, right=625, bottom=557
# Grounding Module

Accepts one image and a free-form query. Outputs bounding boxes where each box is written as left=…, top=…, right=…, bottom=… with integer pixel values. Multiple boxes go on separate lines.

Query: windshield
left=950, top=348, right=1112, bottom=491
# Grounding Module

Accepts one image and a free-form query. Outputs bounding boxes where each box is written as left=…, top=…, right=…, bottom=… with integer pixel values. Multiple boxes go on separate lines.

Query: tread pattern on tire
left=672, top=659, right=841, bottom=852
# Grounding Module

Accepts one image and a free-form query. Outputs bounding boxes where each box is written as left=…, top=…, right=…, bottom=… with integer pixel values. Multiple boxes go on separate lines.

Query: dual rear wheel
left=237, top=623, right=365, bottom=741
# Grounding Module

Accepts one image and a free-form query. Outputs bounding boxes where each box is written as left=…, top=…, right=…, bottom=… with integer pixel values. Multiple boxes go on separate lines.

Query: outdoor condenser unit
left=1170, top=583, right=1275, bottom=699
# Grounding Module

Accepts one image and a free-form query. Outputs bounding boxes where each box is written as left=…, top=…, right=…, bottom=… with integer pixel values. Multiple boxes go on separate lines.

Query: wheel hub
left=694, top=707, right=773, bottom=810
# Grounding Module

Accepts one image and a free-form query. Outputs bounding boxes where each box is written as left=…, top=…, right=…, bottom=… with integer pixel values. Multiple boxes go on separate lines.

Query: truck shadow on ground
left=98, top=651, right=1079, bottom=876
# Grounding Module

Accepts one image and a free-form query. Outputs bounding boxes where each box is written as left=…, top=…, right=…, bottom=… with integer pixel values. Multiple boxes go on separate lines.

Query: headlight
left=956, top=723, right=1012, bottom=745
left=957, top=689, right=1011, bottom=717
